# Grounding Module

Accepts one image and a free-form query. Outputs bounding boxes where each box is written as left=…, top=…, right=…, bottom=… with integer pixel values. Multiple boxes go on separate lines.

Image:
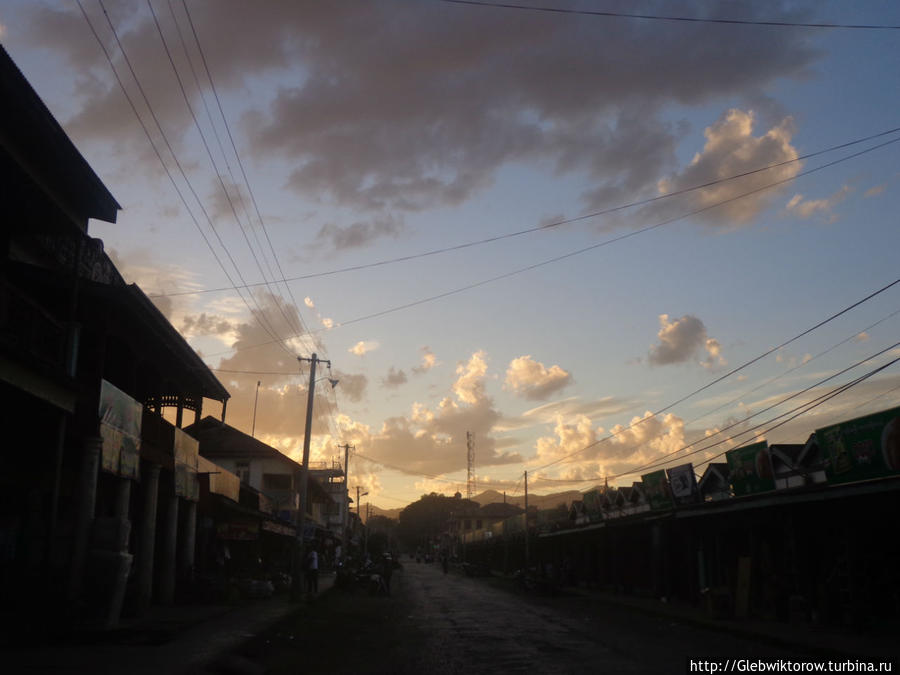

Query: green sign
left=816, top=406, right=900, bottom=485
left=726, top=441, right=774, bottom=496
left=641, top=470, right=673, bottom=510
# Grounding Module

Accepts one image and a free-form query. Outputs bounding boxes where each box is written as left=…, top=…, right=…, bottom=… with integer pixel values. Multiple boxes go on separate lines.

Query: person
left=306, top=546, right=319, bottom=595
left=381, top=553, right=394, bottom=595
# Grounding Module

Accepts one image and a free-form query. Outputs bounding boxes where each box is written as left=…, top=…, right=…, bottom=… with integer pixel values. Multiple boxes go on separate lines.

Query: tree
left=397, top=493, right=478, bottom=551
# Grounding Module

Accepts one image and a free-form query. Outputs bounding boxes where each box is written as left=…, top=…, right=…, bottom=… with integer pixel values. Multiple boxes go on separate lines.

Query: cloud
left=785, top=185, right=850, bottom=221
left=504, top=355, right=573, bottom=401
left=314, top=214, right=404, bottom=252
left=496, top=395, right=631, bottom=432
left=452, top=351, right=488, bottom=405
left=349, top=340, right=379, bottom=356
left=332, top=370, right=367, bottom=403
left=180, top=313, right=235, bottom=337
left=321, top=317, right=334, bottom=329
left=648, top=314, right=725, bottom=368
left=864, top=184, right=885, bottom=198
left=654, top=109, right=801, bottom=227
left=855, top=332, right=870, bottom=343
left=533, top=410, right=688, bottom=482
left=333, top=350, right=523, bottom=476
left=412, top=346, right=437, bottom=374
left=381, top=367, right=408, bottom=389
left=304, top=297, right=315, bottom=308
left=20, top=2, right=820, bottom=242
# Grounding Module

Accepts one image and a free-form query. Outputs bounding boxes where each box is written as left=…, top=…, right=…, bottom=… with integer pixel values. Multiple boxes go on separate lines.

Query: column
left=179, top=500, right=197, bottom=585
left=159, top=495, right=179, bottom=605
left=137, top=463, right=161, bottom=612
left=68, top=435, right=101, bottom=601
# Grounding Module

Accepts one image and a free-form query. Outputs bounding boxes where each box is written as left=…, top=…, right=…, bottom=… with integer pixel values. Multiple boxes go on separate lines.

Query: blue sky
left=3, top=0, right=899, bottom=508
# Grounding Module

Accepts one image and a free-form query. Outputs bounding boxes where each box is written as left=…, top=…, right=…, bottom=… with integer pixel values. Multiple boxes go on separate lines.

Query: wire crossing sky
left=5, top=0, right=900, bottom=507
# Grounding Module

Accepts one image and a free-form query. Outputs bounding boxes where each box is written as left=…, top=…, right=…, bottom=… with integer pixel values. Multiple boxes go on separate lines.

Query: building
left=185, top=417, right=337, bottom=543
left=0, top=45, right=231, bottom=631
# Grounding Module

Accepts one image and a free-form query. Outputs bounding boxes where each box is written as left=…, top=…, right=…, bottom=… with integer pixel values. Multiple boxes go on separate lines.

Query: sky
left=3, top=0, right=900, bottom=510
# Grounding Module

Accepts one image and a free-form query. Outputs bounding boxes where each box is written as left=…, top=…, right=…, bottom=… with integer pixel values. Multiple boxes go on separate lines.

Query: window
left=263, top=473, right=292, bottom=491
left=235, top=461, right=250, bottom=484
left=476, top=519, right=482, bottom=529
left=464, top=519, right=471, bottom=530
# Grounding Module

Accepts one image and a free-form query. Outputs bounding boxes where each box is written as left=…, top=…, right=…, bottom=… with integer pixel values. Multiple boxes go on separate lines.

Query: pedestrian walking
left=382, top=553, right=394, bottom=595
left=306, top=546, right=319, bottom=595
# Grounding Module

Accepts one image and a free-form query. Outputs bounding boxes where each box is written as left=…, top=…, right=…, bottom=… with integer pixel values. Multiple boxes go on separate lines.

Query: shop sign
left=817, top=406, right=900, bottom=485
left=726, top=441, right=774, bottom=496
left=99, top=379, right=141, bottom=479
left=667, top=463, right=699, bottom=505
left=217, top=519, right=258, bottom=541
left=641, top=469, right=673, bottom=510
left=174, top=428, right=199, bottom=501
left=261, top=520, right=295, bottom=537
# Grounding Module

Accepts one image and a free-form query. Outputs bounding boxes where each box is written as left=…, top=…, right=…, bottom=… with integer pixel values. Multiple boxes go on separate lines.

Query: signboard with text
left=641, top=470, right=673, bottom=511
left=99, top=379, right=142, bottom=479
left=667, top=463, right=699, bottom=505
left=726, top=441, right=775, bottom=496
left=816, top=406, right=900, bottom=485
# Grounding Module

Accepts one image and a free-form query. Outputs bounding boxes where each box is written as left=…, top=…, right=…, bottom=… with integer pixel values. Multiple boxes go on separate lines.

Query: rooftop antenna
left=466, top=431, right=475, bottom=500
left=251, top=380, right=261, bottom=437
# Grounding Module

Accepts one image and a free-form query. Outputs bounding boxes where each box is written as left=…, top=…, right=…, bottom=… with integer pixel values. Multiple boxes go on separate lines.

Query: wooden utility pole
left=524, top=470, right=529, bottom=569
left=292, top=353, right=330, bottom=601
left=337, top=443, right=354, bottom=560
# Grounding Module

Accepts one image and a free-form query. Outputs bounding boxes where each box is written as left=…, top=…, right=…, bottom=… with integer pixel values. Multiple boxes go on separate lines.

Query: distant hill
left=364, top=504, right=402, bottom=522
left=470, top=488, right=583, bottom=510
left=367, top=487, right=587, bottom=521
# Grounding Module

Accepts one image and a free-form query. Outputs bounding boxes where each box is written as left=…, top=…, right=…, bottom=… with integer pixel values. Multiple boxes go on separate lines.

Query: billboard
left=816, top=406, right=900, bottom=485
left=641, top=469, right=673, bottom=511
left=98, top=379, right=142, bottom=479
left=666, top=463, right=699, bottom=505
left=174, top=428, right=199, bottom=501
left=726, top=441, right=774, bottom=496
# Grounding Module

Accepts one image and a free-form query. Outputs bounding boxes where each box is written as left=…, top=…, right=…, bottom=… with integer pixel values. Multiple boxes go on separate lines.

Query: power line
left=80, top=0, right=294, bottom=357
left=542, top=349, right=900, bottom=486
left=438, top=0, right=900, bottom=30
left=145, top=0, right=301, bottom=351
left=533, top=276, right=900, bottom=473
left=178, top=0, right=318, bottom=353
left=204, top=136, right=900, bottom=359
left=149, top=125, right=900, bottom=298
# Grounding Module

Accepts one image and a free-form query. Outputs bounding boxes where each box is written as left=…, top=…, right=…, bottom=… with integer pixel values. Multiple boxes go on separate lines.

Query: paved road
left=233, top=562, right=822, bottom=674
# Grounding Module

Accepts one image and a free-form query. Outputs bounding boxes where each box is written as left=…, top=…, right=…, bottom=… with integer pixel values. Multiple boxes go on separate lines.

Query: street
left=231, top=562, right=821, bottom=674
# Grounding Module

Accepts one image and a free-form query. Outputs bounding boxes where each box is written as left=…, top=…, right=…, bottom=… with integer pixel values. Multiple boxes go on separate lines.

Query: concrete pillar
left=159, top=495, right=179, bottom=605
left=180, top=500, right=197, bottom=583
left=68, top=435, right=102, bottom=601
left=114, top=477, right=131, bottom=520
left=137, top=464, right=161, bottom=612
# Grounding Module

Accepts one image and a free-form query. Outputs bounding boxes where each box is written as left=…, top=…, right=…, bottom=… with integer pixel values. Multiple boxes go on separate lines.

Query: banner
left=817, top=406, right=900, bottom=485
left=726, top=441, right=774, bottom=496
left=174, top=428, right=199, bottom=501
left=98, top=380, right=142, bottom=479
left=641, top=470, right=673, bottom=510
left=667, top=463, right=699, bottom=505
left=198, top=456, right=240, bottom=502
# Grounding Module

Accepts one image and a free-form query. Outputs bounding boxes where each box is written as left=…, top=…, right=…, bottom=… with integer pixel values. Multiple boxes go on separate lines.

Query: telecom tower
left=466, top=431, right=475, bottom=500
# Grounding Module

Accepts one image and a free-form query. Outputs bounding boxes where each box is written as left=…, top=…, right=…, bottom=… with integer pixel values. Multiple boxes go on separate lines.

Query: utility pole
left=524, top=470, right=529, bottom=569
left=466, top=431, right=475, bottom=500
left=337, top=443, right=354, bottom=561
left=251, top=380, right=261, bottom=437
left=364, top=502, right=370, bottom=560
left=292, top=353, right=330, bottom=601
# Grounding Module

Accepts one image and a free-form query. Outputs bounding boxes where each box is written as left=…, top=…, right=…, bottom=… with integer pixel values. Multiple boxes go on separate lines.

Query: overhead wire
left=202, top=135, right=900, bottom=359
left=178, top=0, right=319, bottom=353
left=144, top=0, right=300, bottom=354
left=81, top=0, right=294, bottom=356
left=437, top=0, right=900, bottom=30
left=540, top=346, right=900, bottom=486
left=533, top=276, right=900, bottom=473
left=148, top=125, right=900, bottom=299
